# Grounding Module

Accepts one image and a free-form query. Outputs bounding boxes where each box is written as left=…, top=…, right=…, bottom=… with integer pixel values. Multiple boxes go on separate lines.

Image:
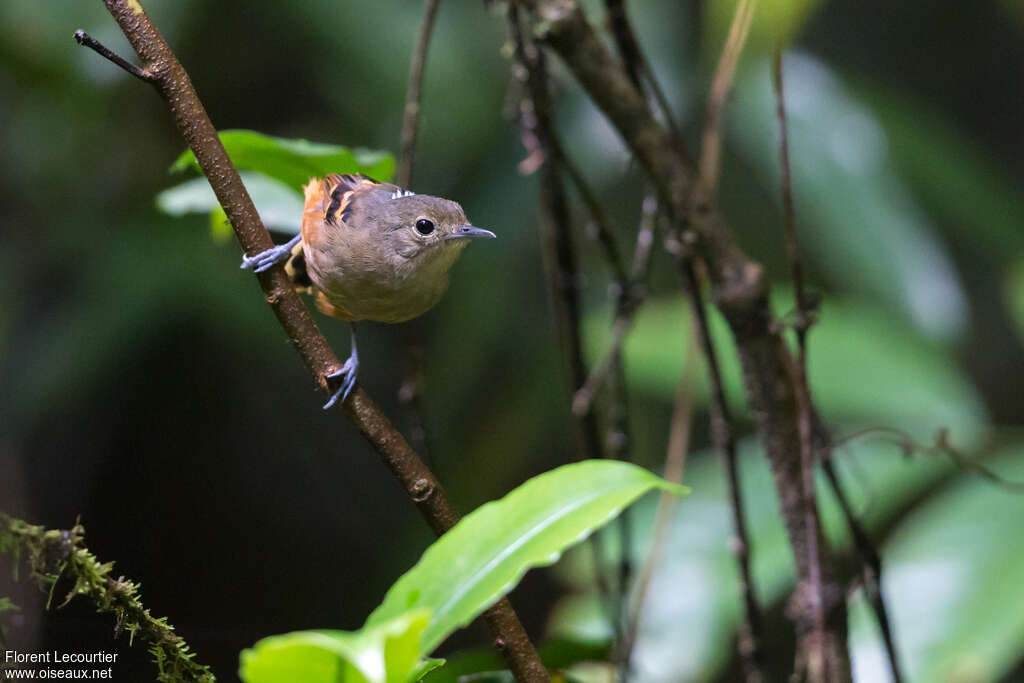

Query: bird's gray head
left=367, top=188, right=496, bottom=263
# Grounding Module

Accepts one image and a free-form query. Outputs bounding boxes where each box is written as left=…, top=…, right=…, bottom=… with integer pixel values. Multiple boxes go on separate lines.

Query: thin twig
left=548, top=139, right=629, bottom=284
left=594, top=14, right=674, bottom=656
left=74, top=29, right=154, bottom=82
left=396, top=321, right=433, bottom=461
left=572, top=197, right=657, bottom=416
left=772, top=47, right=810, bottom=354
left=397, top=0, right=442, bottom=189
left=822, top=459, right=904, bottom=683
left=699, top=0, right=756, bottom=194
left=509, top=0, right=626, bottom=653
left=603, top=0, right=682, bottom=146
left=652, top=3, right=764, bottom=676
left=605, top=346, right=633, bottom=673
left=0, top=514, right=214, bottom=682
left=395, top=0, right=444, bottom=462
left=78, top=6, right=547, bottom=681
left=679, top=259, right=765, bottom=682
left=621, top=312, right=697, bottom=673
left=508, top=5, right=599, bottom=463
left=835, top=426, right=1024, bottom=493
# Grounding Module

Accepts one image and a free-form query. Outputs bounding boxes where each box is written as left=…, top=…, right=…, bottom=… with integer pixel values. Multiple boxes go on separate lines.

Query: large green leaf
left=366, top=461, right=688, bottom=655
left=549, top=438, right=970, bottom=681
left=239, top=610, right=430, bottom=683
left=170, top=129, right=395, bottom=190
left=585, top=291, right=989, bottom=445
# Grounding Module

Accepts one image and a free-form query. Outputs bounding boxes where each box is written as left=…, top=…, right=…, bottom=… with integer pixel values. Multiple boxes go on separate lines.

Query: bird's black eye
left=415, top=218, right=435, bottom=235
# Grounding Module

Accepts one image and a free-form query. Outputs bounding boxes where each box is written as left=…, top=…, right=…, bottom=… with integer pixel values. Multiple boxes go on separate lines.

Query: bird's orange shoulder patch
left=301, top=174, right=378, bottom=249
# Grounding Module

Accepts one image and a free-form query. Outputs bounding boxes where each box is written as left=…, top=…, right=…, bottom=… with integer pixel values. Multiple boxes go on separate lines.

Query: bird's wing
left=301, top=174, right=373, bottom=246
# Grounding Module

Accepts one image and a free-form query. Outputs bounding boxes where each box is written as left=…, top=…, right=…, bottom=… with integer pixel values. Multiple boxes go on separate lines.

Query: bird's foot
left=323, top=354, right=358, bottom=409
left=240, top=235, right=301, bottom=273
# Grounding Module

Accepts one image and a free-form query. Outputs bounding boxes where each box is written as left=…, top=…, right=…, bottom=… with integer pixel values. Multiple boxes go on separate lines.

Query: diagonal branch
left=516, top=1, right=849, bottom=679
left=78, top=4, right=547, bottom=681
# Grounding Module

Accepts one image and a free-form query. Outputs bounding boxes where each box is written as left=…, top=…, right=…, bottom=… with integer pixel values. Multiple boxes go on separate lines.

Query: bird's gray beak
left=447, top=225, right=497, bottom=241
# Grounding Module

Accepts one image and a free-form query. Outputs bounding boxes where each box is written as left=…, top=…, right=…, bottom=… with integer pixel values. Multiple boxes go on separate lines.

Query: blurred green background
left=2, top=0, right=1024, bottom=681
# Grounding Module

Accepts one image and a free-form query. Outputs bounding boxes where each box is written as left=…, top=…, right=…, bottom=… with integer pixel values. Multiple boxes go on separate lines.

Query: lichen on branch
left=0, top=513, right=215, bottom=683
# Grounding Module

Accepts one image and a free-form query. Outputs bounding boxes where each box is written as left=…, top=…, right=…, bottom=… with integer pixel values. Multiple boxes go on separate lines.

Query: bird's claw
left=240, top=235, right=301, bottom=273
left=322, top=356, right=358, bottom=409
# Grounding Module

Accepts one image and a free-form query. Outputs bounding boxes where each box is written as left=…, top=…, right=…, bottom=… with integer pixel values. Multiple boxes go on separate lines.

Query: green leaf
left=170, top=129, right=395, bottom=190
left=550, top=438, right=964, bottom=681
left=239, top=609, right=430, bottom=683
left=409, top=658, right=445, bottom=682
left=156, top=171, right=304, bottom=235
left=585, top=290, right=989, bottom=445
left=366, top=461, right=688, bottom=655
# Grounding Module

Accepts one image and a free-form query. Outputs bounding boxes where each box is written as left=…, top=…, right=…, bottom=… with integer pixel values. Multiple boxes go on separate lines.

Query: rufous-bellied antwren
left=242, top=173, right=495, bottom=408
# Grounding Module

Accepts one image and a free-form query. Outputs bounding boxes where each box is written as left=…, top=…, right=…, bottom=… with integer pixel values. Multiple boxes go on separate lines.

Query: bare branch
left=78, top=5, right=547, bottom=680
left=74, top=29, right=154, bottom=82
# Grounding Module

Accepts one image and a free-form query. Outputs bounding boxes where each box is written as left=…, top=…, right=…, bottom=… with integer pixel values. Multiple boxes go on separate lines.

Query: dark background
left=2, top=1, right=1024, bottom=681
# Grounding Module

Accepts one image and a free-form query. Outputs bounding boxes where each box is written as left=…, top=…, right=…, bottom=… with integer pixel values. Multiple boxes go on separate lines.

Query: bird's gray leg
left=323, top=324, right=359, bottom=409
left=240, top=234, right=301, bottom=273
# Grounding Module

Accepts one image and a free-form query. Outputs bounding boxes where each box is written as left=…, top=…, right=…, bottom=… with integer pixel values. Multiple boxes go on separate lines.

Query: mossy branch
left=0, top=513, right=214, bottom=683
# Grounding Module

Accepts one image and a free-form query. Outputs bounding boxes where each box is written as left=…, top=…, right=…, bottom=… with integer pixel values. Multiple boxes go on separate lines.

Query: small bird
left=242, top=173, right=495, bottom=408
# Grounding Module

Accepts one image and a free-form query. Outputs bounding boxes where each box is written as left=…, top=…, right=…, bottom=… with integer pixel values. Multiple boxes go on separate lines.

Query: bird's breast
left=304, top=239, right=454, bottom=323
